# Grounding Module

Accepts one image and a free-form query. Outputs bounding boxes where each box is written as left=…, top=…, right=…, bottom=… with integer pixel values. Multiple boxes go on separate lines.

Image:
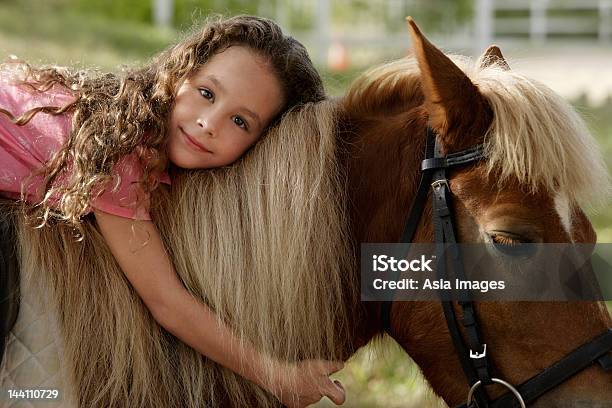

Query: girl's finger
left=324, top=378, right=346, bottom=405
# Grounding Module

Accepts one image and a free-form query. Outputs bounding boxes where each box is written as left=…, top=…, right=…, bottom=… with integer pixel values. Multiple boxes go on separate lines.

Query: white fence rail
left=475, top=0, right=612, bottom=50
left=279, top=0, right=612, bottom=66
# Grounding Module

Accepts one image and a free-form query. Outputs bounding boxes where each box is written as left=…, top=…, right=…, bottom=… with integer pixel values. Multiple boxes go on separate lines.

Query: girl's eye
left=233, top=116, right=248, bottom=130
left=199, top=88, right=214, bottom=100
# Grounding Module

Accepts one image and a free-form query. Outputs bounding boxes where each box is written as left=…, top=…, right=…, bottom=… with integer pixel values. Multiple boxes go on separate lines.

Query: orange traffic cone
left=327, top=39, right=349, bottom=72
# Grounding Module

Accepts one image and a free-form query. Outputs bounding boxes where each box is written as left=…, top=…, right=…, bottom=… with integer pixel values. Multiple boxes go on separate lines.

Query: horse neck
left=337, top=101, right=433, bottom=349
left=340, top=105, right=429, bottom=244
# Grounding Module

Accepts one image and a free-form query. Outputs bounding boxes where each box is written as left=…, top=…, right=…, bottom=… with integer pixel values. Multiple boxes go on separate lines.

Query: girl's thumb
left=333, top=380, right=345, bottom=393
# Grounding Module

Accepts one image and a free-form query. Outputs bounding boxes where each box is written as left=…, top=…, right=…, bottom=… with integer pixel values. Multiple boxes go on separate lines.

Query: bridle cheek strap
left=430, top=134, right=493, bottom=407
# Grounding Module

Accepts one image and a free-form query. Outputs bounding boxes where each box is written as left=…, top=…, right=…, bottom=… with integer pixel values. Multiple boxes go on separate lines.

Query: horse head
left=341, top=18, right=611, bottom=407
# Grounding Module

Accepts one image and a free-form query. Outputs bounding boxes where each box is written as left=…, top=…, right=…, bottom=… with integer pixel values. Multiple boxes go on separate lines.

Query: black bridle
left=380, top=127, right=612, bottom=408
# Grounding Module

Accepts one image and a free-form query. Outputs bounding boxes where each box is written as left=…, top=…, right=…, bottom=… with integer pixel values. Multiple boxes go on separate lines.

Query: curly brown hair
left=1, top=14, right=324, bottom=237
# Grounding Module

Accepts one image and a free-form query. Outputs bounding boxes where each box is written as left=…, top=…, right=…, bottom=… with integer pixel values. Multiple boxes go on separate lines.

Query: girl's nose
left=196, top=115, right=219, bottom=137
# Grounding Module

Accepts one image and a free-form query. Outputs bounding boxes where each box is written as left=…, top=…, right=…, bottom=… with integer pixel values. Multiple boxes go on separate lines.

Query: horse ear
left=477, top=45, right=510, bottom=70
left=406, top=17, right=490, bottom=150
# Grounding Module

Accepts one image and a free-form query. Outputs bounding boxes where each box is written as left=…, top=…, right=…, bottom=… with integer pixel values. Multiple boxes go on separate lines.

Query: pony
left=338, top=20, right=612, bottom=407
left=1, top=19, right=610, bottom=408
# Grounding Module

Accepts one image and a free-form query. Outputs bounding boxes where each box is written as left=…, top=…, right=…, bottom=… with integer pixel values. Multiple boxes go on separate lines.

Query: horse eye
left=489, top=233, right=536, bottom=257
left=491, top=234, right=521, bottom=246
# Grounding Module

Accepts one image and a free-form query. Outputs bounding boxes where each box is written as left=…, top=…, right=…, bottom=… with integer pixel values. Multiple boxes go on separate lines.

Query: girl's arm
left=94, top=209, right=345, bottom=407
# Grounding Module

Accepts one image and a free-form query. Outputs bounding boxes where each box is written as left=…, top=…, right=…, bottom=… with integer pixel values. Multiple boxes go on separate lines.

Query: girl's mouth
left=180, top=127, right=212, bottom=153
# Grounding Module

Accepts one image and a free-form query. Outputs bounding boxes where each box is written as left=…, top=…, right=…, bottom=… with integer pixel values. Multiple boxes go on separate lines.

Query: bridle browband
left=380, top=126, right=612, bottom=407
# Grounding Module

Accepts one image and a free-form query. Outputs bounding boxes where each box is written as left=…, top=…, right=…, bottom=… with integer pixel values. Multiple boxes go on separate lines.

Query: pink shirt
left=0, top=77, right=171, bottom=221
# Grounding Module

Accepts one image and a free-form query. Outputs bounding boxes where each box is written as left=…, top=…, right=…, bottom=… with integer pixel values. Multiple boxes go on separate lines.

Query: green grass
left=577, top=100, right=612, bottom=242
left=0, top=2, right=175, bottom=69
left=316, top=339, right=446, bottom=408
left=1, top=4, right=610, bottom=407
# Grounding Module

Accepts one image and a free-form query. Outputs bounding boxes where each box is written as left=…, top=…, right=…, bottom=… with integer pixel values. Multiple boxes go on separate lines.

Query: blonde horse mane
left=345, top=55, right=610, bottom=207
left=16, top=99, right=357, bottom=407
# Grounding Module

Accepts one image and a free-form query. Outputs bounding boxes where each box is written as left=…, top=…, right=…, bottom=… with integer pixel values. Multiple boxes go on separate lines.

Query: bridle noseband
left=380, top=126, right=612, bottom=408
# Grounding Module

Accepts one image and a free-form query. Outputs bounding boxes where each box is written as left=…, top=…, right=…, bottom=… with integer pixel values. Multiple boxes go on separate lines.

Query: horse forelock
left=345, top=55, right=610, bottom=209
left=469, top=63, right=611, bottom=209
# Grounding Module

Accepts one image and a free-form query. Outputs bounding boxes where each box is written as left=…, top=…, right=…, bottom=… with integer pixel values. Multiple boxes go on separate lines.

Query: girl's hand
left=269, top=359, right=346, bottom=407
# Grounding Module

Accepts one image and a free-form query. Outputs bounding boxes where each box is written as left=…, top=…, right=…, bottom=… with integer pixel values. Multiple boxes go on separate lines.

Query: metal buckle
left=470, top=344, right=487, bottom=359
left=467, top=378, right=526, bottom=408
left=431, top=179, right=449, bottom=191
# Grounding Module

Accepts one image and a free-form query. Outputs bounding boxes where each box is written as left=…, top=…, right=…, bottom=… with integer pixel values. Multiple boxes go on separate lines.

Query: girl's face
left=167, top=46, right=284, bottom=169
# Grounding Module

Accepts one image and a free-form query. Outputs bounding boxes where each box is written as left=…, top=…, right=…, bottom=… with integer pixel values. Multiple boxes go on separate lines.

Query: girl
left=0, top=15, right=345, bottom=408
